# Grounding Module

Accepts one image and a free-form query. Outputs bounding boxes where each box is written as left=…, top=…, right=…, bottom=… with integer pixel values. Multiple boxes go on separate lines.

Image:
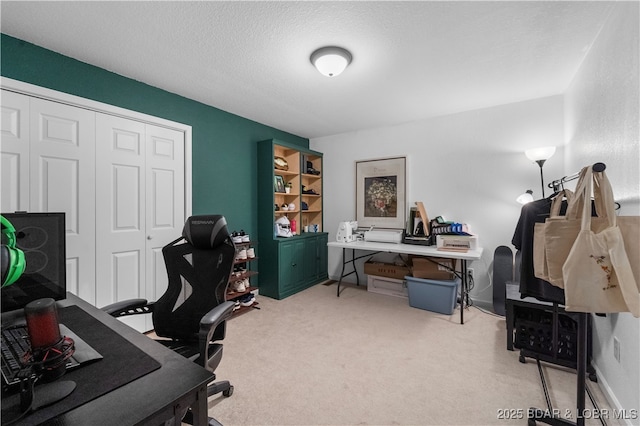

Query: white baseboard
left=590, top=364, right=638, bottom=426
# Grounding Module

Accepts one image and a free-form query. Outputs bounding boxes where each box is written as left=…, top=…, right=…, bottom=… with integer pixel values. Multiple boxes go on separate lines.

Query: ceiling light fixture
left=310, top=46, right=352, bottom=77
left=525, top=146, right=556, bottom=198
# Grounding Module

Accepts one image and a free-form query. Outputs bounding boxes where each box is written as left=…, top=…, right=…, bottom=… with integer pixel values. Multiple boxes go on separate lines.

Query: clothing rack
left=529, top=162, right=606, bottom=426
left=548, top=162, right=606, bottom=191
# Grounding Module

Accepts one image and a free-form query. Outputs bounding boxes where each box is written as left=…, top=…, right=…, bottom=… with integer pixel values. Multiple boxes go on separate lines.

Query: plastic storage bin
left=405, top=276, right=460, bottom=315
left=367, top=275, right=408, bottom=299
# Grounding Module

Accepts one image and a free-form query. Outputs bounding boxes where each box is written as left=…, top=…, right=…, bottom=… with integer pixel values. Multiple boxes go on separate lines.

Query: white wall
left=564, top=2, right=639, bottom=419
left=311, top=95, right=565, bottom=307
left=312, top=2, right=639, bottom=416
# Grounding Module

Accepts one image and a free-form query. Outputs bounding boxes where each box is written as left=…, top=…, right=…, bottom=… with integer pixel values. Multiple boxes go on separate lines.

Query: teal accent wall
left=1, top=34, right=309, bottom=239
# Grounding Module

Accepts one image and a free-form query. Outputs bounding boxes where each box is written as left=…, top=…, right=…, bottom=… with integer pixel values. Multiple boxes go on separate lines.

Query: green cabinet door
left=303, top=235, right=319, bottom=284
left=278, top=239, right=306, bottom=298
left=302, top=233, right=328, bottom=284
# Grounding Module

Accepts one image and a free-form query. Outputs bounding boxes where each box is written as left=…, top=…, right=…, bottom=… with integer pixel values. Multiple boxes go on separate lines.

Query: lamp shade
left=310, top=46, right=352, bottom=77
left=525, top=146, right=556, bottom=162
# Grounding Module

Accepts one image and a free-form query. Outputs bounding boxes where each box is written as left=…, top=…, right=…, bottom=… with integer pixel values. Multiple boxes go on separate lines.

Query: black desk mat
left=1, top=305, right=161, bottom=425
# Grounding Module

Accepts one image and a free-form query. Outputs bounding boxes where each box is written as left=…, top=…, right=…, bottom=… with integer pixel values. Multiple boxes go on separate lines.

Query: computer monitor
left=1, top=212, right=66, bottom=314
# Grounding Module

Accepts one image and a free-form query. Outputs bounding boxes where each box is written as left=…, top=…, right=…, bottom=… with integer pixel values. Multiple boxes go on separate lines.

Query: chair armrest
left=198, top=301, right=236, bottom=361
left=101, top=299, right=153, bottom=317
left=200, top=301, right=236, bottom=329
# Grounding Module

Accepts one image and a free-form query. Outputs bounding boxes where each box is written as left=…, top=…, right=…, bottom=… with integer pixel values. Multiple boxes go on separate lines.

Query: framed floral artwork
left=356, top=156, right=406, bottom=229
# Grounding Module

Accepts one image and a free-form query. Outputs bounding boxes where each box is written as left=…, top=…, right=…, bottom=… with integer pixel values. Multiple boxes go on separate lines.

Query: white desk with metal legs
left=327, top=240, right=483, bottom=324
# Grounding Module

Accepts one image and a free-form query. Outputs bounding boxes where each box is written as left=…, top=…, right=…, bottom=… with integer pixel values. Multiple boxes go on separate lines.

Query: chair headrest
left=182, top=215, right=230, bottom=249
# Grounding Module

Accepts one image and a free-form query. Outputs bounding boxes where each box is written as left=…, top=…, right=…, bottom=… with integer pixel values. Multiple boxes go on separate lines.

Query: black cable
left=3, top=371, right=36, bottom=425
left=473, top=305, right=506, bottom=318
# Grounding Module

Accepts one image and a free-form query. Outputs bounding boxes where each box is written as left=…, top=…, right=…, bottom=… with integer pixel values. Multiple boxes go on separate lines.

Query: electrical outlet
left=613, top=337, right=621, bottom=362
left=468, top=268, right=474, bottom=282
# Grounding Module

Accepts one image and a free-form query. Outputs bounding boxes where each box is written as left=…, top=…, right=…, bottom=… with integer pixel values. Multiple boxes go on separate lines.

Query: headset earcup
left=1, top=244, right=26, bottom=287
left=1, top=215, right=27, bottom=287
left=1, top=245, right=9, bottom=285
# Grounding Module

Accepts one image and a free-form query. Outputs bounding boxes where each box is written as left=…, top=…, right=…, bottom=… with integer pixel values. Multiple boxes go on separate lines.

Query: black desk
left=1, top=293, right=213, bottom=425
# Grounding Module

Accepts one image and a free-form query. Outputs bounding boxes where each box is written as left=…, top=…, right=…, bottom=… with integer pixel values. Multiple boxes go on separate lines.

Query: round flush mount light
left=310, top=46, right=352, bottom=77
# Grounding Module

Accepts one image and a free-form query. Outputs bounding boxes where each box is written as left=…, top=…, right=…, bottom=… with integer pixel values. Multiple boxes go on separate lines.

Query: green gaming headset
left=1, top=215, right=26, bottom=287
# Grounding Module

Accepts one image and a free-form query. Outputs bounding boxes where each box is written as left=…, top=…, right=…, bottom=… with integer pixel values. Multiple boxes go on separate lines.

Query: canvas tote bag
left=562, top=167, right=640, bottom=316
left=533, top=189, right=573, bottom=282
left=543, top=167, right=599, bottom=288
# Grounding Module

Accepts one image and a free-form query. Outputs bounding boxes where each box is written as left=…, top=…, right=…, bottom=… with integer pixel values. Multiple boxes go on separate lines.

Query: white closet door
left=1, top=91, right=30, bottom=212
left=29, top=98, right=96, bottom=303
left=2, top=81, right=189, bottom=333
left=95, top=116, right=185, bottom=332
left=95, top=113, right=147, bottom=333
left=144, top=124, right=185, bottom=310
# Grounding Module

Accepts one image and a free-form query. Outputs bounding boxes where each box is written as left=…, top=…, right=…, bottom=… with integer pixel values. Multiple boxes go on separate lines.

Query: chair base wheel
left=223, top=385, right=234, bottom=397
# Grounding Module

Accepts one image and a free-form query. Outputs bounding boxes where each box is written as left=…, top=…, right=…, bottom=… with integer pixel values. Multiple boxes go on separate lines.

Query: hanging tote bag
left=543, top=167, right=598, bottom=288
left=533, top=189, right=573, bottom=282
left=562, top=167, right=640, bottom=316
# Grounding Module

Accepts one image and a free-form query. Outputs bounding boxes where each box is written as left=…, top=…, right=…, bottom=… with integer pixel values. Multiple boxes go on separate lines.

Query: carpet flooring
left=209, top=282, right=620, bottom=425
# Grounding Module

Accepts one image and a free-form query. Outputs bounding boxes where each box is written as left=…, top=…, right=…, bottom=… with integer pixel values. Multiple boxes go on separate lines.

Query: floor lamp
left=516, top=189, right=534, bottom=205
left=525, top=147, right=556, bottom=198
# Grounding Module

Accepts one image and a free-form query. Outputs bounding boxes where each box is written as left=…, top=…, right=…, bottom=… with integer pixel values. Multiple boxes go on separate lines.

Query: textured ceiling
left=1, top=1, right=614, bottom=139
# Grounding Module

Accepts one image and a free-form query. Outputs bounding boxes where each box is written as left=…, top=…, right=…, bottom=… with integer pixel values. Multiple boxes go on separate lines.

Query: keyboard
left=1, top=325, right=32, bottom=385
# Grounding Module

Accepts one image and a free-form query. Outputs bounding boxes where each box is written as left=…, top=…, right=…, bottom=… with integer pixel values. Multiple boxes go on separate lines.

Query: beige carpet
left=210, top=282, right=619, bottom=425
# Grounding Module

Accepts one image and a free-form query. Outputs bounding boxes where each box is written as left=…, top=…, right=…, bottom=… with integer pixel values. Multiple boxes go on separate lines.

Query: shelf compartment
left=226, top=285, right=258, bottom=299
left=228, top=270, right=258, bottom=283
left=231, top=302, right=259, bottom=318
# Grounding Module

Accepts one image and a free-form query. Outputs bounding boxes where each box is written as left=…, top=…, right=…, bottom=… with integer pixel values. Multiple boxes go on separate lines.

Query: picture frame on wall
left=356, top=156, right=406, bottom=229
left=274, top=175, right=286, bottom=193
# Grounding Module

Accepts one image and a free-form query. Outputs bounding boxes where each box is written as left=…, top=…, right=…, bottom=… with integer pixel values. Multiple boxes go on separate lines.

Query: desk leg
left=337, top=248, right=361, bottom=297
left=353, top=249, right=360, bottom=286
left=337, top=248, right=346, bottom=297
left=191, top=384, right=209, bottom=426
left=460, top=260, right=467, bottom=325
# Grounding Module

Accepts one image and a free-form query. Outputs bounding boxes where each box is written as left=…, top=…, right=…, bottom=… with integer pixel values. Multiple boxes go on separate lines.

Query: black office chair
left=102, top=215, right=236, bottom=421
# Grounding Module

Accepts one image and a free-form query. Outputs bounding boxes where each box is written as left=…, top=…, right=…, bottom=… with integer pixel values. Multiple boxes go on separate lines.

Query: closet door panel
left=144, top=125, right=185, bottom=308
left=95, top=114, right=146, bottom=317
left=29, top=98, right=96, bottom=303
left=33, top=157, right=79, bottom=213
left=1, top=91, right=30, bottom=212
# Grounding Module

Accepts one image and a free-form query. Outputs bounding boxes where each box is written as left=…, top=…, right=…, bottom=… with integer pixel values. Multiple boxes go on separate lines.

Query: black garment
left=512, top=198, right=566, bottom=304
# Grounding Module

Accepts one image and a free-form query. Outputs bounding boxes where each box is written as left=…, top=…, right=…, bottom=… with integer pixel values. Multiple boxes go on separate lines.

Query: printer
left=363, top=228, right=404, bottom=244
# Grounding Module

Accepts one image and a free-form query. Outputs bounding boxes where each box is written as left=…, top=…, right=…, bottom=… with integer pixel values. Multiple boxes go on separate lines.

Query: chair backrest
left=153, top=215, right=235, bottom=341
